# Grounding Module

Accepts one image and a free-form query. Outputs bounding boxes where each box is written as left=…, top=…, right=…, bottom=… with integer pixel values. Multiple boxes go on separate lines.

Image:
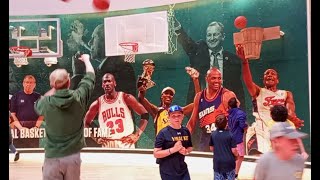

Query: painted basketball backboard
left=9, top=18, right=63, bottom=59
left=104, top=11, right=168, bottom=56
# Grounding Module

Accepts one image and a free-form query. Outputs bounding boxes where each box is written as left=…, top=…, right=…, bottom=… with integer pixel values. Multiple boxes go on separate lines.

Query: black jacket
left=176, top=27, right=246, bottom=110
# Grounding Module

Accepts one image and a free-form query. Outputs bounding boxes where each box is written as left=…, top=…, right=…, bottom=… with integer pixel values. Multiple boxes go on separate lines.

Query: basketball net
left=237, top=27, right=264, bottom=60
left=166, top=3, right=178, bottom=55
left=241, top=27, right=263, bottom=59
left=9, top=46, right=31, bottom=67
left=119, top=42, right=138, bottom=63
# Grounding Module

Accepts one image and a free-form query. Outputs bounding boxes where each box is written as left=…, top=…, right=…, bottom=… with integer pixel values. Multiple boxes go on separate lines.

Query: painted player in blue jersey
left=187, top=67, right=239, bottom=152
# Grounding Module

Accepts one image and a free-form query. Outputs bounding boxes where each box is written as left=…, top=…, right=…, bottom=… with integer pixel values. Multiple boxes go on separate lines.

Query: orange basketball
left=93, top=0, right=110, bottom=11
left=234, top=16, right=247, bottom=30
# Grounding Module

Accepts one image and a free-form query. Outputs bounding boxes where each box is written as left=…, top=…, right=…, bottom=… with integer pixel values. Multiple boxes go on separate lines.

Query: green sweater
left=35, top=72, right=95, bottom=158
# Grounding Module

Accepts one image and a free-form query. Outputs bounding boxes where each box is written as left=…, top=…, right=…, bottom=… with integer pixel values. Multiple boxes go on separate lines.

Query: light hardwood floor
left=9, top=150, right=311, bottom=180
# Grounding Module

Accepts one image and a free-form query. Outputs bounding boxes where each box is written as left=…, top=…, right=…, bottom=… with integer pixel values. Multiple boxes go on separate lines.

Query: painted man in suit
left=174, top=19, right=245, bottom=112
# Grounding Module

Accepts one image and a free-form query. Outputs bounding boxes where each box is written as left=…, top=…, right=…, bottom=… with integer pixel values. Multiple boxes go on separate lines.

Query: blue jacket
left=227, top=108, right=248, bottom=144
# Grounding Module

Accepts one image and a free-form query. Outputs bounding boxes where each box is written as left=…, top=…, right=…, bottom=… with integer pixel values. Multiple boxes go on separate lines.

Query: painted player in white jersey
left=236, top=46, right=306, bottom=157
left=84, top=73, right=149, bottom=148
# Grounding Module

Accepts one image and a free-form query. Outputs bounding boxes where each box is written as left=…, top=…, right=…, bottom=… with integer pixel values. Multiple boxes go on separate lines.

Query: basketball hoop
left=239, top=27, right=264, bottom=59
left=9, top=46, right=32, bottom=67
left=119, top=42, right=138, bottom=63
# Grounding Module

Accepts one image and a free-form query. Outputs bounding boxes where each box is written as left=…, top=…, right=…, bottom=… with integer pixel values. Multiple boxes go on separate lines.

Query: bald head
left=50, top=69, right=70, bottom=89
left=206, top=67, right=221, bottom=76
left=102, top=73, right=115, bottom=81
left=264, top=69, right=278, bottom=77
left=206, top=67, right=223, bottom=90
left=102, top=73, right=117, bottom=94
left=263, top=68, right=279, bottom=87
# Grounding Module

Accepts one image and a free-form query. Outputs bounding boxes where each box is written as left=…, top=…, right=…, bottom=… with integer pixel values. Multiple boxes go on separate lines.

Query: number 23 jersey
left=97, top=92, right=134, bottom=139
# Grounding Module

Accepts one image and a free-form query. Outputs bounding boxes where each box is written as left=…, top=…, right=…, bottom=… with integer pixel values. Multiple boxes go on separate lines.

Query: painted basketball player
left=84, top=73, right=149, bottom=148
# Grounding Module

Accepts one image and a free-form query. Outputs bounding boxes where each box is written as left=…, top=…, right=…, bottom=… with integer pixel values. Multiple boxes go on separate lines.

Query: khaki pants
left=43, top=152, right=81, bottom=180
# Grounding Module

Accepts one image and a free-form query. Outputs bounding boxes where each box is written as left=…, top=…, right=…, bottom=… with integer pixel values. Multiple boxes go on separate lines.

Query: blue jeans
left=9, top=126, right=16, bottom=153
left=42, top=152, right=81, bottom=180
left=9, top=144, right=17, bottom=153
left=214, top=169, right=235, bottom=180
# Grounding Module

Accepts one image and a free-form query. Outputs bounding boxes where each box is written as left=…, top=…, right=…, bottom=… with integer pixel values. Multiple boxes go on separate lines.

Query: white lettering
left=93, top=128, right=111, bottom=138
left=84, top=127, right=93, bottom=137
left=199, top=105, right=215, bottom=119
left=19, top=128, right=46, bottom=138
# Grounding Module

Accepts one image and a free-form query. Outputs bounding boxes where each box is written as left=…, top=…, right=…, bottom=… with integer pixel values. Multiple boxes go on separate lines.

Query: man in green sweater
left=35, top=54, right=95, bottom=180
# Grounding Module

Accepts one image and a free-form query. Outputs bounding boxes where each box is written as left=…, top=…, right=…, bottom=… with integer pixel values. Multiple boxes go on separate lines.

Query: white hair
left=49, top=69, right=70, bottom=89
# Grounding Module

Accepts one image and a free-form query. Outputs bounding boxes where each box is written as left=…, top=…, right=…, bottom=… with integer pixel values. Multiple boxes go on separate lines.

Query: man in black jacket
left=174, top=19, right=245, bottom=111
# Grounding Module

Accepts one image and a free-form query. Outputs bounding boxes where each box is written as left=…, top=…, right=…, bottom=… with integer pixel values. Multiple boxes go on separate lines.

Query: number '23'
left=106, top=119, right=124, bottom=134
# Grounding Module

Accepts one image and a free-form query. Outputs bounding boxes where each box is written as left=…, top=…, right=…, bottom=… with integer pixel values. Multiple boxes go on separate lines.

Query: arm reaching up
left=183, top=67, right=201, bottom=115
left=236, top=45, right=260, bottom=98
left=186, top=92, right=201, bottom=134
left=138, top=86, right=159, bottom=120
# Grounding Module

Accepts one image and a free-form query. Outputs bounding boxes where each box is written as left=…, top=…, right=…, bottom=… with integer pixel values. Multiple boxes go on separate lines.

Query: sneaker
left=14, top=152, right=20, bottom=161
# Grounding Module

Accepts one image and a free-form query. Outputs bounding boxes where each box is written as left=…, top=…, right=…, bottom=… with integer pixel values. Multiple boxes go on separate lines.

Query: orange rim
left=119, top=42, right=138, bottom=52
left=9, top=46, right=32, bottom=57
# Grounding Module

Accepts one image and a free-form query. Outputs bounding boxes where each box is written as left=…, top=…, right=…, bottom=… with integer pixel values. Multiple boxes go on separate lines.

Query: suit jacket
left=176, top=27, right=246, bottom=110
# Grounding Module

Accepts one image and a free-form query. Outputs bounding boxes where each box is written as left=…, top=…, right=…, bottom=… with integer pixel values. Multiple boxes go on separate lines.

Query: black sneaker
left=14, top=152, right=20, bottom=161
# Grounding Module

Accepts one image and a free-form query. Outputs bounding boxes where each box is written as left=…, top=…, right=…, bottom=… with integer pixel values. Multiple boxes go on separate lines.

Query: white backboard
left=9, top=18, right=62, bottom=59
left=104, top=11, right=168, bottom=56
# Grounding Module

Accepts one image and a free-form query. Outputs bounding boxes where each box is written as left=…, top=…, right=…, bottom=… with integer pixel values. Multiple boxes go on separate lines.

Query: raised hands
left=235, top=44, right=247, bottom=62
left=185, top=66, right=199, bottom=79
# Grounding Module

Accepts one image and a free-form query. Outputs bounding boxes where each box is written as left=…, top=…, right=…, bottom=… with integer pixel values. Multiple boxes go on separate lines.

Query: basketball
left=93, top=0, right=110, bottom=11
left=234, top=16, right=247, bottom=30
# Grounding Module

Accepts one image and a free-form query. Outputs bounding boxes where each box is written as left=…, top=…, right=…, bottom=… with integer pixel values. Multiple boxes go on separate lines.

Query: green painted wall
left=9, top=0, right=310, bottom=157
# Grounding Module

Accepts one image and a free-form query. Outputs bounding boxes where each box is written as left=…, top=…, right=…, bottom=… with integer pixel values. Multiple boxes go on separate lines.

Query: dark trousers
left=160, top=170, right=191, bottom=180
left=9, top=126, right=17, bottom=153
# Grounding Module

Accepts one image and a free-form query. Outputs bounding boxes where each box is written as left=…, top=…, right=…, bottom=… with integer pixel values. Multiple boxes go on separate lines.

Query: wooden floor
left=9, top=150, right=311, bottom=180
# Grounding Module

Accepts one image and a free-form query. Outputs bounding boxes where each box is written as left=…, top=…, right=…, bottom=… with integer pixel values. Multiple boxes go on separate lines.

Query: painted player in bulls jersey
left=84, top=73, right=149, bottom=148
left=236, top=46, right=305, bottom=155
left=187, top=67, right=239, bottom=152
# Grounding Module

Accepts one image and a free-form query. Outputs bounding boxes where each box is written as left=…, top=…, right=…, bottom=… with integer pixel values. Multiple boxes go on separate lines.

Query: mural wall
left=9, top=0, right=310, bottom=159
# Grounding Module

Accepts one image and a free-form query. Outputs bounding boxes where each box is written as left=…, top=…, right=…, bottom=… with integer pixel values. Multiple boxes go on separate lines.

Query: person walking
left=254, top=121, right=308, bottom=180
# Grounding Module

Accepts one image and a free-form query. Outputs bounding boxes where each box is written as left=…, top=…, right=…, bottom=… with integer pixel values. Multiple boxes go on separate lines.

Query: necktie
left=212, top=52, right=220, bottom=69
